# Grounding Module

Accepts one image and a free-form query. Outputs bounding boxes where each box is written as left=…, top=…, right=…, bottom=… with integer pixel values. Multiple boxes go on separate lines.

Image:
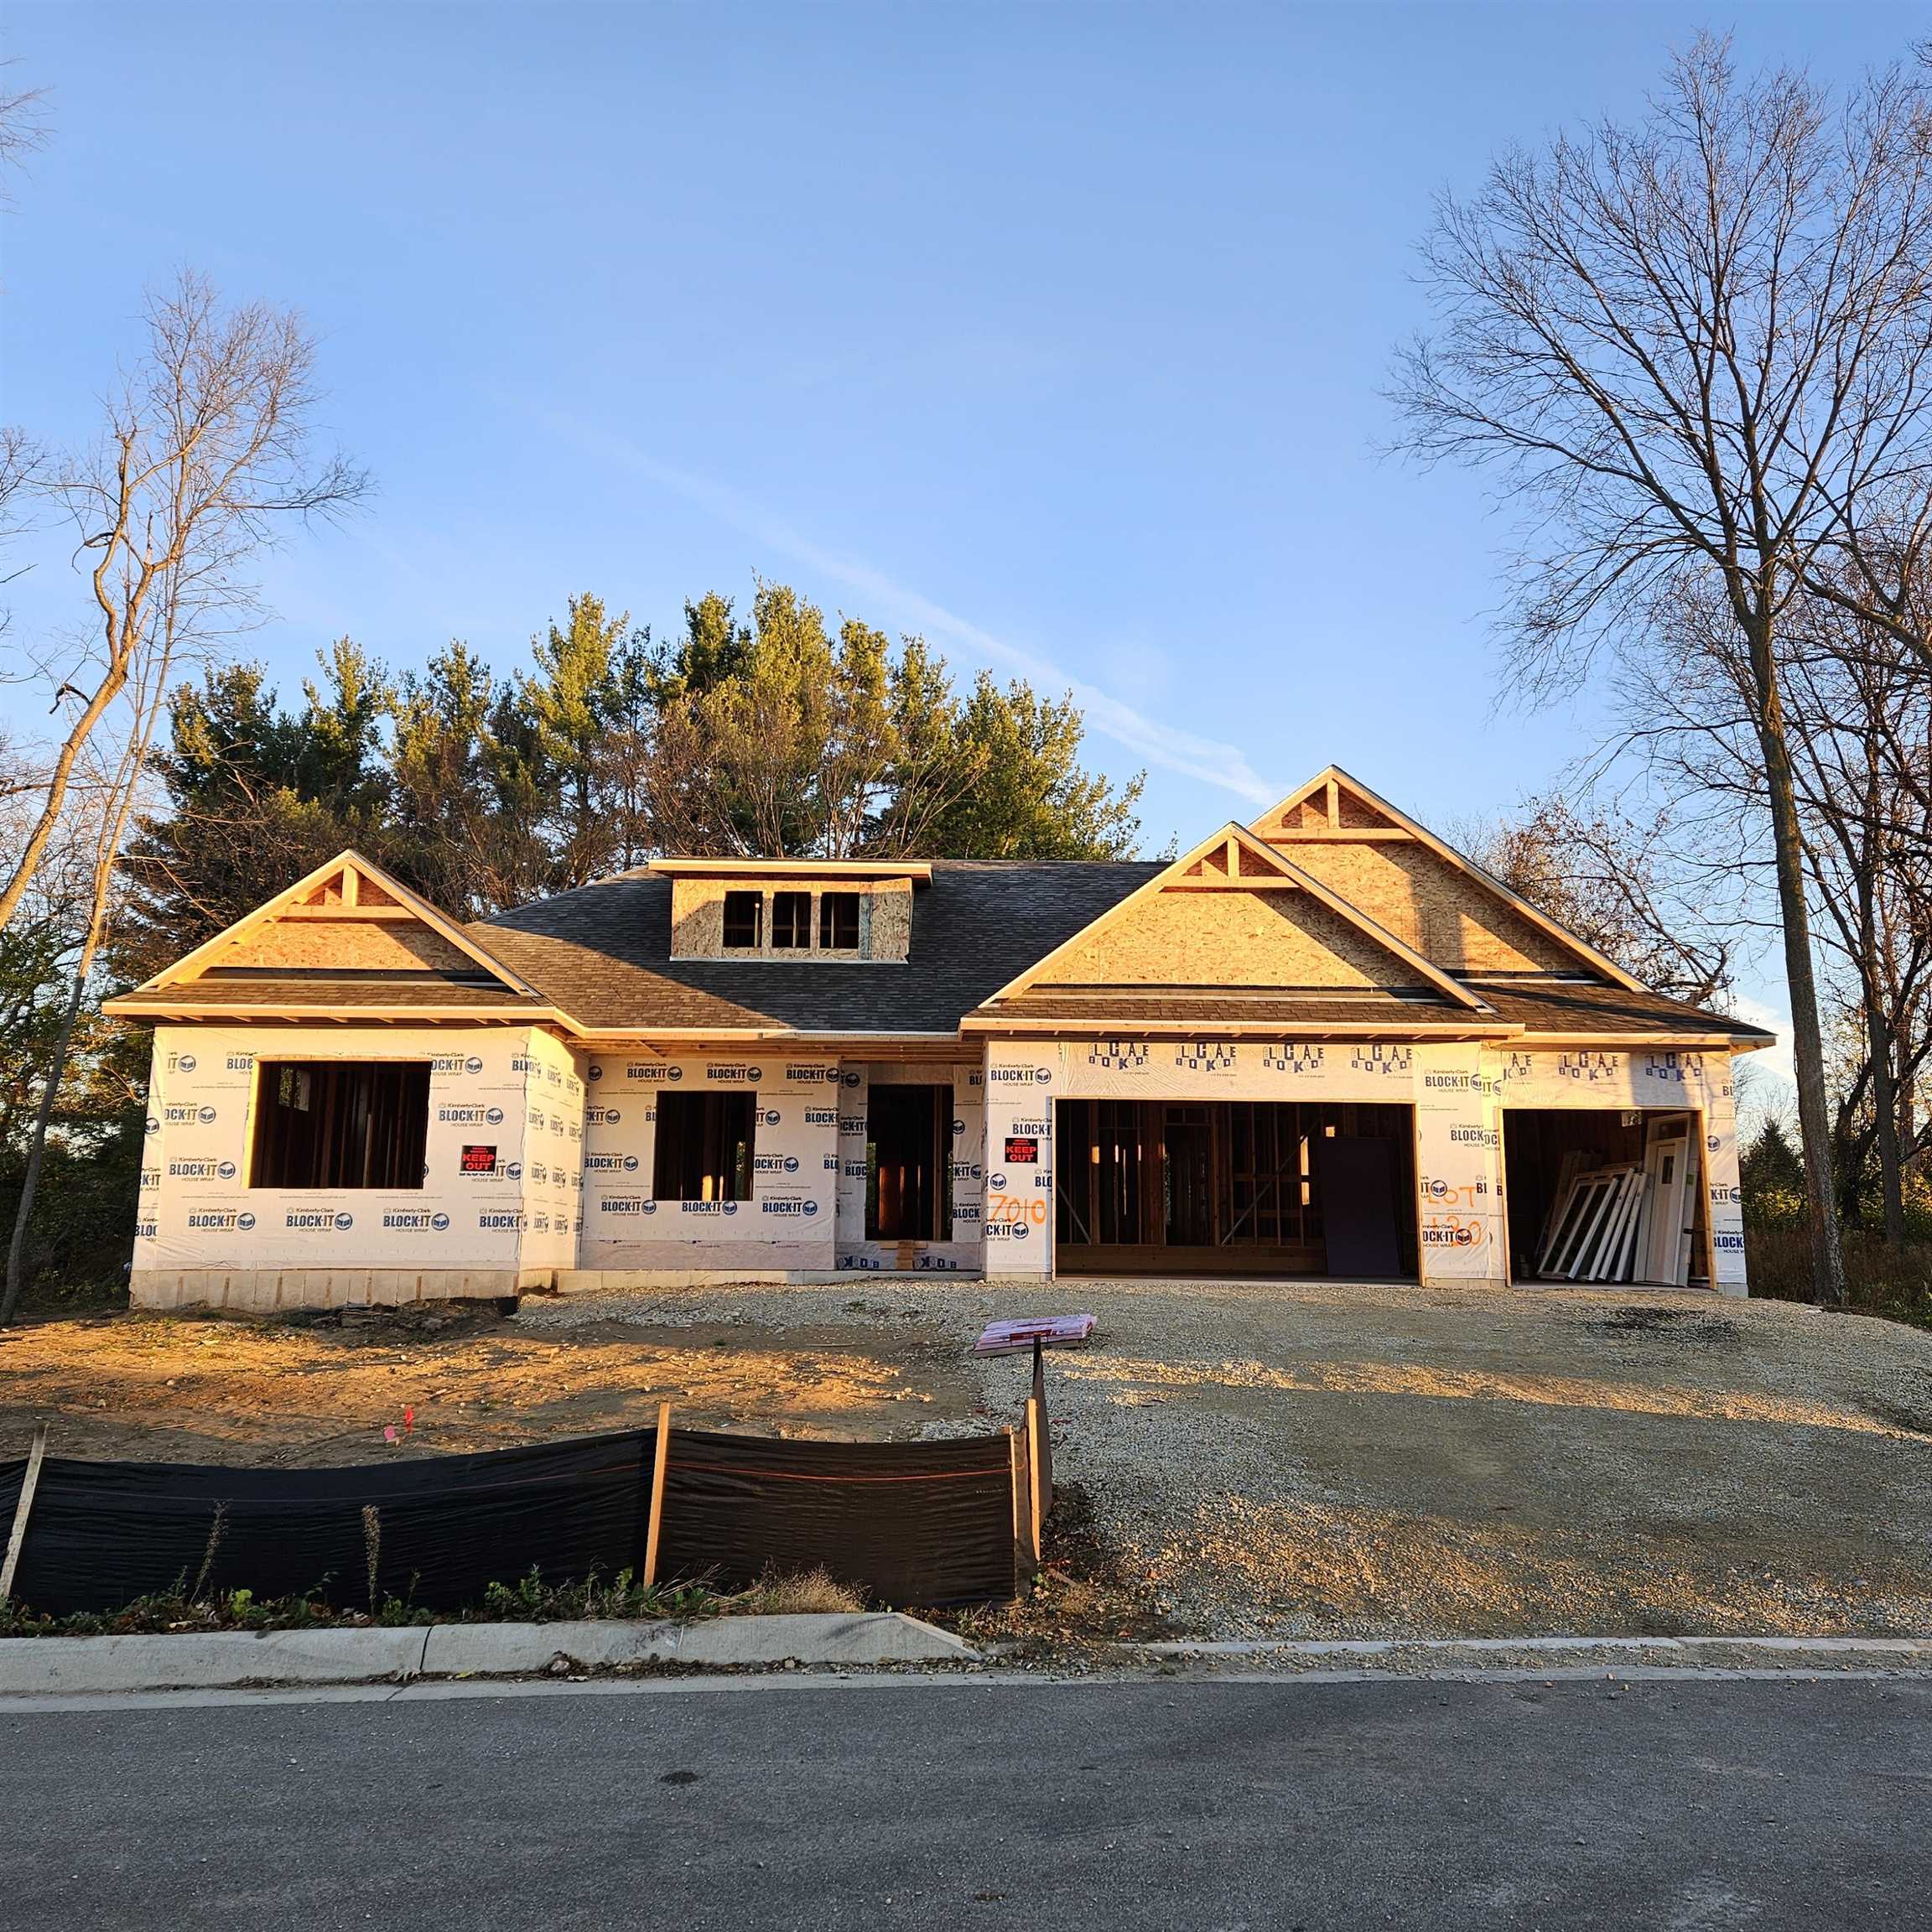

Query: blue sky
left=3, top=0, right=1919, bottom=1083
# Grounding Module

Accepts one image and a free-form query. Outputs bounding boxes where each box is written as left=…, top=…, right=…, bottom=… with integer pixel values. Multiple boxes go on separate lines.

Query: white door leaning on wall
left=1639, top=1127, right=1692, bottom=1286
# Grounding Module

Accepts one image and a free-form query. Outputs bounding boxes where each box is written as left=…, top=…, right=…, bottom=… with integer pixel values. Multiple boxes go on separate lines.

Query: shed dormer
left=650, top=860, right=931, bottom=963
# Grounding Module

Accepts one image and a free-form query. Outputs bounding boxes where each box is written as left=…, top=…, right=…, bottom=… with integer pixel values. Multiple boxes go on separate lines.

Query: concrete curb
left=0, top=1613, right=976, bottom=1697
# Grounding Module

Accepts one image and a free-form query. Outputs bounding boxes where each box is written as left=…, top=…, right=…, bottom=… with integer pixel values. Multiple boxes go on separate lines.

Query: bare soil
left=0, top=1302, right=979, bottom=1466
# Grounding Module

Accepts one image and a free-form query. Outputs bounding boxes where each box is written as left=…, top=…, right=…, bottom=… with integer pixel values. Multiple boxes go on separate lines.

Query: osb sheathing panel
left=869, top=880, right=912, bottom=960
left=670, top=880, right=727, bottom=958
left=1038, top=886, right=1429, bottom=988
left=667, top=876, right=910, bottom=962
left=218, top=917, right=475, bottom=974
left=1283, top=841, right=1574, bottom=974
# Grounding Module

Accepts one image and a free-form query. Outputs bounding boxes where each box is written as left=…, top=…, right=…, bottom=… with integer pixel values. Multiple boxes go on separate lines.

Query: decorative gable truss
left=103, top=851, right=570, bottom=1026
left=1250, top=766, right=1645, bottom=989
left=975, top=823, right=1489, bottom=1011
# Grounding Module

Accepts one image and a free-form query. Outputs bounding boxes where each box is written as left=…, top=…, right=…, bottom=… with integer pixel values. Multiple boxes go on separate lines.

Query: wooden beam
left=1260, top=828, right=1415, bottom=843
left=1024, top=1395, right=1045, bottom=1566
left=0, top=1422, right=48, bottom=1603
left=1325, top=776, right=1340, bottom=827
left=642, top=1403, right=673, bottom=1588
left=275, top=905, right=423, bottom=922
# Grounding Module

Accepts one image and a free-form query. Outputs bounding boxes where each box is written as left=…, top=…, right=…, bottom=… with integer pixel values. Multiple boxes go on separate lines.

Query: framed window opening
left=722, top=891, right=763, bottom=949
left=771, top=891, right=811, bottom=949
left=818, top=891, right=861, bottom=950
left=652, top=1090, right=756, bottom=1202
left=250, top=1061, right=430, bottom=1190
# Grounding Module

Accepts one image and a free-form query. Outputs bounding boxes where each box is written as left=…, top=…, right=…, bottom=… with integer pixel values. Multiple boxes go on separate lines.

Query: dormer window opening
left=771, top=891, right=812, bottom=949
left=819, top=891, right=860, bottom=950
left=722, top=891, right=763, bottom=949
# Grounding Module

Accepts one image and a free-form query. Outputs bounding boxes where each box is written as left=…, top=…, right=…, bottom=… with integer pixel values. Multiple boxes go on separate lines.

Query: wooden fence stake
left=1, top=1422, right=49, bottom=1603
left=1031, top=1335, right=1053, bottom=1515
left=642, top=1403, right=672, bottom=1588
left=1023, top=1396, right=1044, bottom=1568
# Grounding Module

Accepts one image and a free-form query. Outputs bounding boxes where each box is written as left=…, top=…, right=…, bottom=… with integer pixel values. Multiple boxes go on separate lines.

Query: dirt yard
left=0, top=1300, right=983, bottom=1465
left=6, top=1280, right=1931, bottom=1640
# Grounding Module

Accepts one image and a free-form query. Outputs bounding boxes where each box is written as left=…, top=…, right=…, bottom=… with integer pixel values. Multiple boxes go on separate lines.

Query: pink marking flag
left=973, top=1314, right=1096, bottom=1355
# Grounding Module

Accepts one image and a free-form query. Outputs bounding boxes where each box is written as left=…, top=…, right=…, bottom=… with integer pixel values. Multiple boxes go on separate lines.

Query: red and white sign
left=972, top=1314, right=1095, bottom=1355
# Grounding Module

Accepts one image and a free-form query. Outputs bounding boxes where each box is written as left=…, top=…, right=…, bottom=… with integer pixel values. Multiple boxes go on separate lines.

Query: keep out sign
left=461, top=1145, right=499, bottom=1175
left=1004, top=1136, right=1039, bottom=1164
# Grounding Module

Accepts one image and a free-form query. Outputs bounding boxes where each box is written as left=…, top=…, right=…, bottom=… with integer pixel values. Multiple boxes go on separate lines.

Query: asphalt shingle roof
left=470, top=863, right=1767, bottom=1044
left=110, top=974, right=549, bottom=1015
left=475, top=861, right=1161, bottom=1034
left=984, top=989, right=1469, bottom=1028
left=1466, top=980, right=1774, bottom=1041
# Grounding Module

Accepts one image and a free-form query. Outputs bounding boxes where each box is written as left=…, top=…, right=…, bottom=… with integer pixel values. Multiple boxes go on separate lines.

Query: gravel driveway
left=519, top=1279, right=1932, bottom=1640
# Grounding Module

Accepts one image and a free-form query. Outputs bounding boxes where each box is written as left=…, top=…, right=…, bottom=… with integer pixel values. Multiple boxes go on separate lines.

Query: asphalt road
left=4, top=1674, right=1929, bottom=1930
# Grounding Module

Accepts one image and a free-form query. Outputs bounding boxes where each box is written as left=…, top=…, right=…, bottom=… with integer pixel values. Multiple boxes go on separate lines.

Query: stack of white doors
left=1531, top=1120, right=1695, bottom=1285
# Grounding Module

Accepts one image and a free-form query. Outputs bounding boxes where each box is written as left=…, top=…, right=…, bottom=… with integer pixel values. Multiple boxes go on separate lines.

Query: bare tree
left=1607, top=558, right=1932, bottom=1243
left=1462, top=793, right=1736, bottom=1005
left=1389, top=38, right=1932, bottom=1305
left=0, top=545, right=198, bottom=1322
left=1781, top=600, right=1932, bottom=1240
left=0, top=270, right=367, bottom=935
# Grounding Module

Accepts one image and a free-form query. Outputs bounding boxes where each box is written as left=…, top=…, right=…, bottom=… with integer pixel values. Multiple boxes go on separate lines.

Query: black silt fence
left=0, top=1422, right=1027, bottom=1619
left=657, top=1430, right=1016, bottom=1607
left=0, top=1431, right=657, bottom=1619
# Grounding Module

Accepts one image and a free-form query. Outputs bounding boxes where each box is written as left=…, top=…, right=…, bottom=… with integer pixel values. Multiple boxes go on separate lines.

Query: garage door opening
left=1054, top=1099, right=1417, bottom=1279
left=1503, top=1108, right=1706, bottom=1286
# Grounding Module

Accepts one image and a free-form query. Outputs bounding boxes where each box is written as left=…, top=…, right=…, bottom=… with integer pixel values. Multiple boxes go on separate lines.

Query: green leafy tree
left=516, top=594, right=652, bottom=887
left=644, top=583, right=1143, bottom=861
left=920, top=673, right=1142, bottom=860
left=386, top=641, right=513, bottom=917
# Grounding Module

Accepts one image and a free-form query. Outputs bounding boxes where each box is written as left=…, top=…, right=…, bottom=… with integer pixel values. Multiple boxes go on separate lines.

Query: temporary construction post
left=642, top=1403, right=672, bottom=1587
left=0, top=1422, right=48, bottom=1603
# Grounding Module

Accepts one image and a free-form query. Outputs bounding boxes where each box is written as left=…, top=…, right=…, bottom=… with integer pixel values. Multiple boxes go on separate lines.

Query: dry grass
left=727, top=1566, right=865, bottom=1616
left=1748, top=1226, right=1932, bottom=1329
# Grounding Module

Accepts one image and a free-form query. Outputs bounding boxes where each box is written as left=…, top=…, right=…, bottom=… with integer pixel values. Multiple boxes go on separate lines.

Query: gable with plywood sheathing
left=1250, top=767, right=1639, bottom=984
left=103, top=851, right=561, bottom=1024
left=987, top=823, right=1485, bottom=1009
left=1038, top=880, right=1432, bottom=989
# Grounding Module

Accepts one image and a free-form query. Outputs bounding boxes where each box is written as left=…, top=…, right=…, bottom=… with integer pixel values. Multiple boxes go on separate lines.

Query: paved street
left=4, top=1674, right=1928, bottom=1929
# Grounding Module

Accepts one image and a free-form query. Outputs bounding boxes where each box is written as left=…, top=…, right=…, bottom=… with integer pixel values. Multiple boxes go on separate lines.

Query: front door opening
left=1502, top=1108, right=1706, bottom=1286
left=1055, top=1098, right=1416, bottom=1279
left=866, top=1083, right=953, bottom=1240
